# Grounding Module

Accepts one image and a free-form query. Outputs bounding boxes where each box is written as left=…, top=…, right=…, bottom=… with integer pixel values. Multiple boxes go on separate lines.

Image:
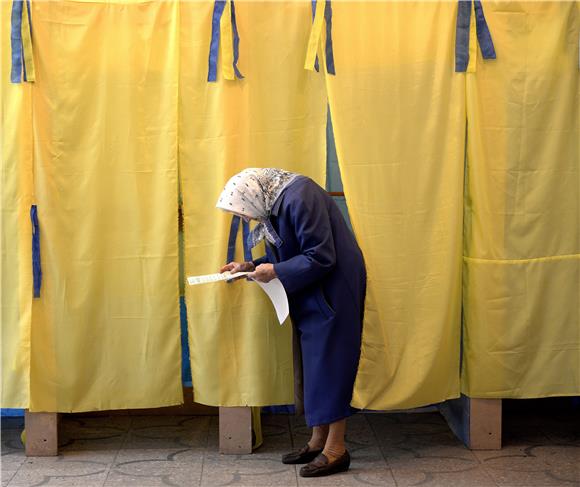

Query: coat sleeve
left=273, top=188, right=336, bottom=294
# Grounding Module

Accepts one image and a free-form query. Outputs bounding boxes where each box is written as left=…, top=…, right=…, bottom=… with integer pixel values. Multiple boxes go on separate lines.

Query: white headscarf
left=216, top=168, right=299, bottom=248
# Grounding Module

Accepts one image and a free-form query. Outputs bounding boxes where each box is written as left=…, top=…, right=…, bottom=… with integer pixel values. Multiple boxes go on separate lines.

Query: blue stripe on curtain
left=208, top=0, right=243, bottom=82
left=31, top=205, right=41, bottom=298
left=455, top=0, right=496, bottom=72
left=10, top=0, right=24, bottom=83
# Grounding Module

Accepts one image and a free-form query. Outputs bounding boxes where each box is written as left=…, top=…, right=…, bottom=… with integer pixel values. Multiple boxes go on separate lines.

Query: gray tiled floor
left=1, top=410, right=579, bottom=487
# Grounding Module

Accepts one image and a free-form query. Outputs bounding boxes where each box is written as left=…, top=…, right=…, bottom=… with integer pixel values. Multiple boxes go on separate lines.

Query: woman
left=217, top=168, right=366, bottom=478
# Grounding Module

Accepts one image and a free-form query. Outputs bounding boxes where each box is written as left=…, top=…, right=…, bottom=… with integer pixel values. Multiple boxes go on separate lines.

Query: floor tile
left=113, top=448, right=203, bottom=468
left=7, top=449, right=114, bottom=486
left=2, top=451, right=26, bottom=472
left=105, top=468, right=202, bottom=487
left=2, top=412, right=579, bottom=487
left=475, top=444, right=580, bottom=486
left=390, top=465, right=497, bottom=487
left=106, top=448, right=203, bottom=487
left=124, top=416, right=210, bottom=450
left=368, top=412, right=458, bottom=449
left=9, top=459, right=109, bottom=487
left=1, top=470, right=16, bottom=487
left=59, top=417, right=130, bottom=452
left=201, top=452, right=297, bottom=487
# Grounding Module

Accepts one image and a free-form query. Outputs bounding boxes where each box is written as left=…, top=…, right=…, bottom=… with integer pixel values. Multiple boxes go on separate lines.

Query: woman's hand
left=248, top=264, right=277, bottom=283
left=220, top=261, right=255, bottom=274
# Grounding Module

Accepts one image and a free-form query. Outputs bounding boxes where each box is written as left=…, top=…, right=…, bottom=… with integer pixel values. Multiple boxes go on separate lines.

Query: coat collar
left=270, top=192, right=285, bottom=216
left=270, top=174, right=304, bottom=216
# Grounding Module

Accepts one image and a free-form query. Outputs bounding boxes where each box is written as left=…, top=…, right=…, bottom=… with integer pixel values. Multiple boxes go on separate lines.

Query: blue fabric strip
left=241, top=220, right=252, bottom=262
left=311, top=0, right=320, bottom=73
left=230, top=0, right=244, bottom=79
left=455, top=0, right=496, bottom=72
left=473, top=0, right=496, bottom=59
left=179, top=296, right=192, bottom=386
left=323, top=0, right=335, bottom=75
left=455, top=0, right=471, bottom=72
left=30, top=205, right=41, bottom=298
left=10, top=0, right=24, bottom=83
left=226, top=215, right=241, bottom=264
left=227, top=216, right=253, bottom=264
left=208, top=0, right=227, bottom=82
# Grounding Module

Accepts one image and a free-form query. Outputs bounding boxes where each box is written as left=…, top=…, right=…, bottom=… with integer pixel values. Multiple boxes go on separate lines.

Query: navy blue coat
left=253, top=176, right=366, bottom=427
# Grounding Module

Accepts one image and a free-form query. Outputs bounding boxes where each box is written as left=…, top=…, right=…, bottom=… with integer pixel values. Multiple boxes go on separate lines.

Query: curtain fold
left=179, top=1, right=327, bottom=407
left=1, top=0, right=34, bottom=408
left=324, top=1, right=465, bottom=410
left=461, top=2, right=579, bottom=398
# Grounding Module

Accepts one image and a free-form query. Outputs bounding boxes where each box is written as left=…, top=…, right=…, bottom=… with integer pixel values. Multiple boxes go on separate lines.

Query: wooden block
left=24, top=411, right=59, bottom=456
left=439, top=395, right=502, bottom=450
left=469, top=397, right=502, bottom=450
left=219, top=406, right=252, bottom=454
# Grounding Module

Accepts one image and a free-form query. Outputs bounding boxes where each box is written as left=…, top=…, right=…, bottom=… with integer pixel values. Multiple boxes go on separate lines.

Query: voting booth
left=2, top=0, right=578, bottom=455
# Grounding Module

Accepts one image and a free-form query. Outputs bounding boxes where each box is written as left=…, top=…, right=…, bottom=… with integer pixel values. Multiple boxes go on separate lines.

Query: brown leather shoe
left=281, top=444, right=323, bottom=465
left=299, top=451, right=351, bottom=477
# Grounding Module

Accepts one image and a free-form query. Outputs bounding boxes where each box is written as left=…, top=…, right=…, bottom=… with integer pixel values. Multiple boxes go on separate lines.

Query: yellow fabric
left=4, top=0, right=575, bottom=413
left=466, top=0, right=477, bottom=73
left=325, top=2, right=464, bottom=410
left=251, top=406, right=263, bottom=450
left=304, top=0, right=325, bottom=72
left=461, top=2, right=579, bottom=397
left=179, top=1, right=327, bottom=407
left=1, top=1, right=34, bottom=408
left=25, top=0, right=182, bottom=412
left=20, top=0, right=36, bottom=82
left=220, top=0, right=235, bottom=81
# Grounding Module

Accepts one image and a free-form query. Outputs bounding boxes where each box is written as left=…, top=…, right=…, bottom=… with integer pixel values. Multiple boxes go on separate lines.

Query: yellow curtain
left=179, top=1, right=327, bottom=407
left=324, top=2, right=464, bottom=410
left=25, top=0, right=183, bottom=412
left=462, top=2, right=579, bottom=397
left=4, top=0, right=575, bottom=412
left=1, top=1, right=34, bottom=408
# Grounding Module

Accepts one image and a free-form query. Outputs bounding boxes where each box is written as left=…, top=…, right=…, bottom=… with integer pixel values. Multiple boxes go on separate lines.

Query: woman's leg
left=308, top=424, right=329, bottom=450
left=322, top=419, right=347, bottom=462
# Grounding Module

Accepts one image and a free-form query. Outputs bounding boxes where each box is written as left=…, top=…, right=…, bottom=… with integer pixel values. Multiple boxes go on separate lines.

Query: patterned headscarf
left=216, top=168, right=299, bottom=249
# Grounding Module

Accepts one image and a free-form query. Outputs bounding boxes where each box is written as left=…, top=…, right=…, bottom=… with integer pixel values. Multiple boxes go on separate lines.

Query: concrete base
left=219, top=406, right=252, bottom=455
left=439, top=395, right=502, bottom=450
left=24, top=411, right=59, bottom=456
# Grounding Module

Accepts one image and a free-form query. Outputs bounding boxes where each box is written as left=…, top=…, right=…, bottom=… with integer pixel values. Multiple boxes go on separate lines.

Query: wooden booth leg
left=439, top=395, right=502, bottom=450
left=219, top=407, right=252, bottom=454
left=24, top=411, right=59, bottom=456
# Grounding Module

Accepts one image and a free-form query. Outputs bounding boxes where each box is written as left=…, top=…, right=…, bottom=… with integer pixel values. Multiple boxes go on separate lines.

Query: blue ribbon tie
left=455, top=0, right=496, bottom=73
left=208, top=0, right=244, bottom=82
left=31, top=205, right=42, bottom=298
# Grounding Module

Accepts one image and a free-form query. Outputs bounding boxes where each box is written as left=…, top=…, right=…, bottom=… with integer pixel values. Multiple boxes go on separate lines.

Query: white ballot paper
left=186, top=272, right=289, bottom=325
left=187, top=271, right=250, bottom=285
left=253, top=278, right=289, bottom=325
